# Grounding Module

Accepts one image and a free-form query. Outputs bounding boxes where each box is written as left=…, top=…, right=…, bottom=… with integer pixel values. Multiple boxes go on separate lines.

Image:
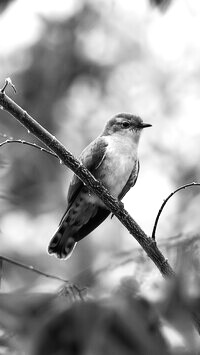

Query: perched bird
left=48, top=113, right=151, bottom=259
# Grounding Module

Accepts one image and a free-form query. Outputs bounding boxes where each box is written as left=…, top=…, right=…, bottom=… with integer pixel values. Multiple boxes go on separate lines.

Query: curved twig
left=152, top=182, right=200, bottom=240
left=0, top=139, right=59, bottom=160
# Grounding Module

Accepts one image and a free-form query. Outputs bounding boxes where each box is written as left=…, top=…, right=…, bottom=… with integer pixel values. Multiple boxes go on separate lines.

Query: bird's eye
left=121, top=121, right=130, bottom=128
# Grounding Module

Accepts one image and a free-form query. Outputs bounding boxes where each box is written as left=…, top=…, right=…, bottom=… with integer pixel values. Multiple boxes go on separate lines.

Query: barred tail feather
left=48, top=206, right=110, bottom=259
left=48, top=224, right=77, bottom=259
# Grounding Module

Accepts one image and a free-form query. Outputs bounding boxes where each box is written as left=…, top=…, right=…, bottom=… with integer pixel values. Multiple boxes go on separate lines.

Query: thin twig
left=0, top=255, right=70, bottom=284
left=0, top=139, right=59, bottom=160
left=0, top=79, right=174, bottom=279
left=152, top=182, right=200, bottom=240
left=1, top=78, right=16, bottom=94
left=0, top=255, right=85, bottom=299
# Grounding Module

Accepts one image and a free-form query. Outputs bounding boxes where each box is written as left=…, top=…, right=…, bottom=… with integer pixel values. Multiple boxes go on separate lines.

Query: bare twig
left=152, top=182, right=200, bottom=240
left=0, top=255, right=85, bottom=299
left=58, top=284, right=86, bottom=302
left=0, top=255, right=70, bottom=284
left=1, top=77, right=16, bottom=94
left=0, top=79, right=174, bottom=279
left=0, top=139, right=59, bottom=160
left=1, top=255, right=86, bottom=301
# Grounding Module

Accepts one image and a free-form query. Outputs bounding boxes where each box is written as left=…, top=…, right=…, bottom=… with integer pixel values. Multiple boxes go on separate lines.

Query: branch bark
left=0, top=89, right=174, bottom=278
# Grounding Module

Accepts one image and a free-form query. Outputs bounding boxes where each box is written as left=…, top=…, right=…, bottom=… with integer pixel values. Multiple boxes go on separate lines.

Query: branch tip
left=1, top=78, right=16, bottom=94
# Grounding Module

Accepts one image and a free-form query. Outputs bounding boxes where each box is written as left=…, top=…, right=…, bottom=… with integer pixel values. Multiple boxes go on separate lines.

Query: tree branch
left=0, top=84, right=174, bottom=278
left=152, top=182, right=200, bottom=240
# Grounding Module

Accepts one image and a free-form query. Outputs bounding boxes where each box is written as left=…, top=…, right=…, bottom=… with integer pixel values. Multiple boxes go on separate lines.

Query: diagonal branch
left=0, top=84, right=174, bottom=278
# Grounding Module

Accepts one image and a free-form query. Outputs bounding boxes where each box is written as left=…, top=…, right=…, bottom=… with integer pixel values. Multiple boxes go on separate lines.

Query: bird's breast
left=96, top=136, right=138, bottom=199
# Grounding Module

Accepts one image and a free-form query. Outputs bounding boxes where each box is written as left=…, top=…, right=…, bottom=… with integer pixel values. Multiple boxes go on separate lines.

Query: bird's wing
left=118, top=160, right=140, bottom=200
left=64, top=137, right=108, bottom=216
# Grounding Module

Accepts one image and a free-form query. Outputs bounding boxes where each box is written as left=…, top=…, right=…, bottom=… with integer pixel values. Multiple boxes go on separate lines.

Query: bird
left=48, top=113, right=152, bottom=259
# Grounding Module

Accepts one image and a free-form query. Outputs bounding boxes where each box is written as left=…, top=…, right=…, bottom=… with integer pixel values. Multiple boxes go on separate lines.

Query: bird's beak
left=140, top=122, right=152, bottom=128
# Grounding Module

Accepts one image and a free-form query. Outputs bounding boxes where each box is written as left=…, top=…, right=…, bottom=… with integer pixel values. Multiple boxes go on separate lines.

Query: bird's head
left=102, top=113, right=152, bottom=142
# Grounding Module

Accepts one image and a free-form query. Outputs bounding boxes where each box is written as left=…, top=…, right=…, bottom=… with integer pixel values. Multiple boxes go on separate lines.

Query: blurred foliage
left=1, top=4, right=106, bottom=214
left=150, top=0, right=172, bottom=11
left=1, top=1, right=200, bottom=353
left=1, top=264, right=200, bottom=355
left=0, top=234, right=200, bottom=353
left=0, top=0, right=15, bottom=13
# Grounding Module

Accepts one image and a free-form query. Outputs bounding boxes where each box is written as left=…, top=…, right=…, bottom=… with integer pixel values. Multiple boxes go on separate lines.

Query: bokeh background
left=0, top=0, right=200, bottom=295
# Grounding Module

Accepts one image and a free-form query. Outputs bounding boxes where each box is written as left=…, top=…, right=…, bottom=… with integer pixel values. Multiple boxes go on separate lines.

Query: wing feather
left=60, top=137, right=108, bottom=223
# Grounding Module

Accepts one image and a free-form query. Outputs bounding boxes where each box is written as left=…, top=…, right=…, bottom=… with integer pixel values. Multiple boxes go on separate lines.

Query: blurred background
left=0, top=0, right=200, bottom=295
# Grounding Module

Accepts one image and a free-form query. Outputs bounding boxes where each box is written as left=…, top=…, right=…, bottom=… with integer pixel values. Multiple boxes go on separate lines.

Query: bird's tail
left=48, top=223, right=77, bottom=259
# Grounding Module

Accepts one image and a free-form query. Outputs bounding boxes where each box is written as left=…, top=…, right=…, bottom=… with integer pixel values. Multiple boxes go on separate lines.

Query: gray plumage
left=48, top=113, right=151, bottom=259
